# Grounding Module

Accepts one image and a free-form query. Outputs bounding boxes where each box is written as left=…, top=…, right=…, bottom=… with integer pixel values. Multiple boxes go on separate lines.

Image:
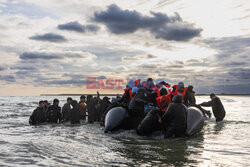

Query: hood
left=71, top=100, right=78, bottom=108
left=186, top=85, right=193, bottom=93
left=177, top=82, right=184, bottom=91
left=147, top=81, right=154, bottom=88
left=132, top=87, right=139, bottom=94
left=160, top=86, right=170, bottom=94
left=159, top=95, right=168, bottom=110
left=173, top=95, right=183, bottom=103
left=87, top=95, right=93, bottom=101
left=103, top=96, right=110, bottom=101
left=126, top=79, right=135, bottom=88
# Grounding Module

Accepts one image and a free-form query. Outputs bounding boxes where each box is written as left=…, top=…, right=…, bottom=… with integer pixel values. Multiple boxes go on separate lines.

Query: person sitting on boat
left=159, top=95, right=187, bottom=138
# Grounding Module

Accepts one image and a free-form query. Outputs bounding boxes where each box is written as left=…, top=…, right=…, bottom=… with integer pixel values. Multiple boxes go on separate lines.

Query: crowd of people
left=29, top=78, right=226, bottom=138
left=29, top=92, right=111, bottom=125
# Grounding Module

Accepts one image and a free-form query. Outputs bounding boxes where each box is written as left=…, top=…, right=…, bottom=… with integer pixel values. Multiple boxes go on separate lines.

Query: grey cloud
left=154, top=23, right=202, bottom=41
left=203, top=36, right=250, bottom=83
left=205, top=36, right=250, bottom=59
left=128, top=73, right=149, bottom=78
left=184, top=59, right=211, bottom=67
left=96, top=76, right=107, bottom=79
left=195, top=84, right=250, bottom=94
left=173, top=60, right=183, bottom=65
left=139, top=64, right=158, bottom=69
left=84, top=45, right=143, bottom=66
left=11, top=66, right=37, bottom=71
left=147, top=54, right=157, bottom=58
left=44, top=79, right=87, bottom=86
left=186, top=59, right=200, bottom=63
left=0, top=75, right=16, bottom=82
left=58, top=21, right=84, bottom=32
left=123, top=54, right=157, bottom=61
left=224, top=62, right=247, bottom=67
left=15, top=70, right=30, bottom=76
left=0, top=66, right=5, bottom=71
left=62, top=73, right=85, bottom=79
left=29, top=33, right=67, bottom=42
left=166, top=64, right=184, bottom=68
left=20, top=52, right=63, bottom=60
left=122, top=56, right=139, bottom=61
left=85, top=24, right=100, bottom=32
left=19, top=51, right=88, bottom=60
left=93, top=4, right=202, bottom=41
left=58, top=21, right=100, bottom=33
left=228, top=68, right=250, bottom=79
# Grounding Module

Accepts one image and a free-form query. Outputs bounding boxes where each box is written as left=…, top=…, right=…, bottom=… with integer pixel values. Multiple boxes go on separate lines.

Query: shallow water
left=0, top=95, right=250, bottom=166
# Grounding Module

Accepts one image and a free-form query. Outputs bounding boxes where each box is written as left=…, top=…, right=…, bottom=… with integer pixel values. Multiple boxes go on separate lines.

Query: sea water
left=0, top=95, right=249, bottom=166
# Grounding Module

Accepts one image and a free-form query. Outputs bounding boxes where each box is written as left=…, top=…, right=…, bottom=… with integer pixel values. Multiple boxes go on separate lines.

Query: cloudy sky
left=0, top=0, right=249, bottom=95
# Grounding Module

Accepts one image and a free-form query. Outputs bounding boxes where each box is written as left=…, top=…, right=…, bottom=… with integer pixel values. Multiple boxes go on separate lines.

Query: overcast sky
left=0, top=0, right=249, bottom=95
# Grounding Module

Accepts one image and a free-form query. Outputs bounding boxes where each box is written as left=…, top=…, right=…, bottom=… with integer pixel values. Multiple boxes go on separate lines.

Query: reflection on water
left=0, top=96, right=250, bottom=166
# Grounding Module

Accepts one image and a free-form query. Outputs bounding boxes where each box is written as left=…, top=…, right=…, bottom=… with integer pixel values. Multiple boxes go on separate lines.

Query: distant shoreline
left=40, top=94, right=250, bottom=96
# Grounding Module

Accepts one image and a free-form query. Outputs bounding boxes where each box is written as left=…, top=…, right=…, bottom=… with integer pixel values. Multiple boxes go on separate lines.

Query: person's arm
left=97, top=91, right=101, bottom=101
left=183, top=93, right=189, bottom=106
left=199, top=100, right=213, bottom=107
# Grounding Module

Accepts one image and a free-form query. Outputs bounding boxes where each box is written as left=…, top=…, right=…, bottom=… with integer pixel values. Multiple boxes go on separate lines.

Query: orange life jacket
left=152, top=86, right=158, bottom=93
left=157, top=89, right=161, bottom=97
left=173, top=87, right=188, bottom=99
left=124, top=88, right=133, bottom=100
left=165, top=84, right=171, bottom=88
left=135, top=79, right=141, bottom=87
left=156, top=94, right=171, bottom=111
left=157, top=86, right=171, bottom=97
left=142, top=81, right=147, bottom=87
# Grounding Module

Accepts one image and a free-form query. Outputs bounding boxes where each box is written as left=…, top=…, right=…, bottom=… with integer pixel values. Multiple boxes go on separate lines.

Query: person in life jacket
left=156, top=87, right=171, bottom=114
left=106, top=79, right=134, bottom=112
left=144, top=78, right=158, bottom=105
left=146, top=78, right=158, bottom=93
left=157, top=85, right=170, bottom=97
left=124, top=79, right=135, bottom=100
left=183, top=85, right=212, bottom=118
left=156, top=81, right=170, bottom=89
left=172, top=82, right=187, bottom=101
left=135, top=79, right=141, bottom=87
left=124, top=88, right=148, bottom=129
left=100, top=80, right=135, bottom=126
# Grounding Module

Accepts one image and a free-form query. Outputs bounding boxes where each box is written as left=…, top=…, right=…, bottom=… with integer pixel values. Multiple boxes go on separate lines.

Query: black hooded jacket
left=161, top=95, right=187, bottom=136
left=70, top=100, right=80, bottom=124
left=128, top=90, right=148, bottom=117
left=200, top=96, right=226, bottom=121
left=29, top=107, right=46, bottom=125
left=86, top=96, right=95, bottom=123
left=184, top=88, right=196, bottom=107
left=62, top=103, right=71, bottom=121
